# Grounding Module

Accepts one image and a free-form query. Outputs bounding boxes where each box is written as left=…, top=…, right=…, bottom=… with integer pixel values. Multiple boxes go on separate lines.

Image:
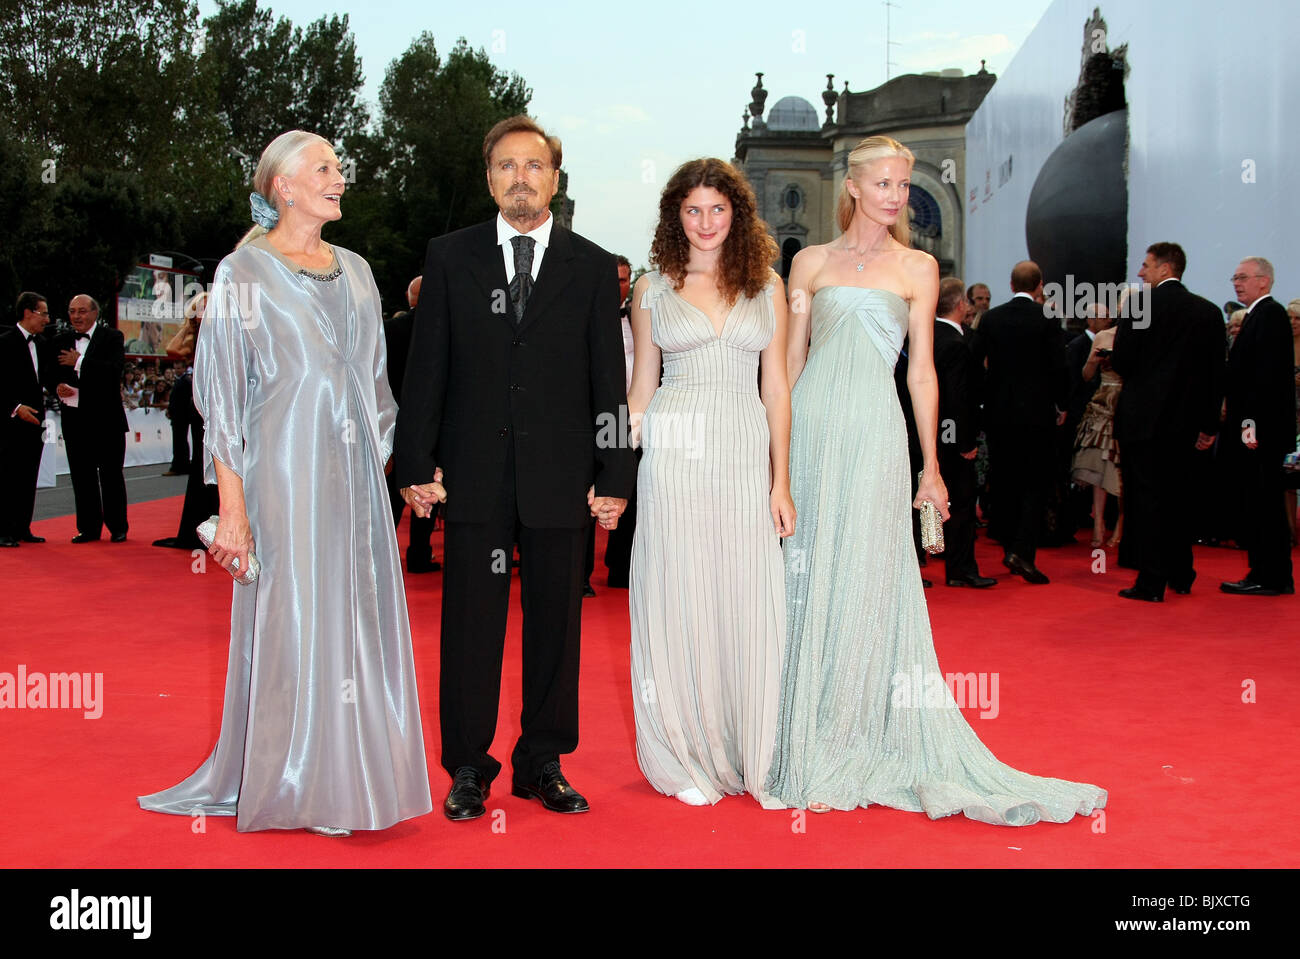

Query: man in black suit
left=0, top=292, right=55, bottom=547
left=973, top=260, right=1068, bottom=584
left=1219, top=256, right=1295, bottom=595
left=383, top=275, right=439, bottom=573
left=934, top=278, right=994, bottom=587
left=1110, top=242, right=1225, bottom=601
left=394, top=115, right=635, bottom=820
left=53, top=295, right=129, bottom=543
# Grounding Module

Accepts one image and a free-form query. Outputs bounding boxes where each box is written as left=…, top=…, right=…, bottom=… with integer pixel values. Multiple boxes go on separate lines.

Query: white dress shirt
left=73, top=323, right=96, bottom=374
left=496, top=212, right=553, bottom=282
left=12, top=326, right=41, bottom=417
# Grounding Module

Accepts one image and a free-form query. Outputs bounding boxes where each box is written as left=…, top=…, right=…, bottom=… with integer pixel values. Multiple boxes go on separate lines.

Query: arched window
left=909, top=184, right=941, bottom=238
left=781, top=238, right=801, bottom=279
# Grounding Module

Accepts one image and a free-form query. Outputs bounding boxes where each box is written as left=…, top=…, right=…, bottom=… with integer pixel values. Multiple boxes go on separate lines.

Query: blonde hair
left=184, top=290, right=209, bottom=323
left=837, top=135, right=914, bottom=246
left=237, top=130, right=334, bottom=249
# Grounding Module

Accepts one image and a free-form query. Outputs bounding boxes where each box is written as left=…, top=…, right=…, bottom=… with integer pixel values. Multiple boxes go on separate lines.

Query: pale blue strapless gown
left=764, top=286, right=1107, bottom=824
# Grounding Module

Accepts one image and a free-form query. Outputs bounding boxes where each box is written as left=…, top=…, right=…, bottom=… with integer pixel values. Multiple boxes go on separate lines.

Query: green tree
left=0, top=0, right=203, bottom=314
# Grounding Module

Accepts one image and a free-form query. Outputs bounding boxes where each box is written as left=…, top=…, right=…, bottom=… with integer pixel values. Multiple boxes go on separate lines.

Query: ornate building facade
left=734, top=66, right=995, bottom=279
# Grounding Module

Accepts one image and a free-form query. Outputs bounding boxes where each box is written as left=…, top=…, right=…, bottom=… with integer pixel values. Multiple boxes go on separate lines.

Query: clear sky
left=198, top=0, right=1053, bottom=267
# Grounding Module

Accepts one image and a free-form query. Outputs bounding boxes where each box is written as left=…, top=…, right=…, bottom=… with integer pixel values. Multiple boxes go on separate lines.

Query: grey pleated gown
left=764, top=286, right=1107, bottom=824
left=630, top=271, right=785, bottom=808
left=138, top=238, right=432, bottom=831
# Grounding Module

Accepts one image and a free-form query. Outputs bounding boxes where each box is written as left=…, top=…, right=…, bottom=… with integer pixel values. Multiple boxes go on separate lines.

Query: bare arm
left=903, top=253, right=950, bottom=520
left=626, top=273, right=662, bottom=447
left=785, top=248, right=820, bottom=387
left=760, top=274, right=795, bottom=537
left=210, top=457, right=253, bottom=575
left=1081, top=327, right=1115, bottom=382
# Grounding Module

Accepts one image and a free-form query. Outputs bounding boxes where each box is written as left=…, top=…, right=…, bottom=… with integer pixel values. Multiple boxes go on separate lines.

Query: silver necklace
left=297, top=262, right=342, bottom=282
left=846, top=243, right=885, bottom=272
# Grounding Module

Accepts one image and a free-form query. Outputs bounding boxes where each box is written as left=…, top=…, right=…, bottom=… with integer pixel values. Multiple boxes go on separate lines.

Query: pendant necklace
left=848, top=241, right=883, bottom=272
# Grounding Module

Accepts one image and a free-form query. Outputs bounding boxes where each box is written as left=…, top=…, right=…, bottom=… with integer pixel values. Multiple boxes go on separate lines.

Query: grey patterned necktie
left=509, top=235, right=535, bottom=324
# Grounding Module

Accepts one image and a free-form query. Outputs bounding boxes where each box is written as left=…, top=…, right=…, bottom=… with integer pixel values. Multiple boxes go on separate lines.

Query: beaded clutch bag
left=916, top=472, right=945, bottom=555
left=196, top=516, right=261, bottom=585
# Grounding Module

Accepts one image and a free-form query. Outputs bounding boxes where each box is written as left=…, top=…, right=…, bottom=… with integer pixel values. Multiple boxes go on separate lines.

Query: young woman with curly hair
left=626, top=157, right=794, bottom=808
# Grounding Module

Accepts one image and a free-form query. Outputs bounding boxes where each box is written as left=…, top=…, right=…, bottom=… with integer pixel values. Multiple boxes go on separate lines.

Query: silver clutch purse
left=196, top=515, right=261, bottom=585
left=917, top=472, right=945, bottom=555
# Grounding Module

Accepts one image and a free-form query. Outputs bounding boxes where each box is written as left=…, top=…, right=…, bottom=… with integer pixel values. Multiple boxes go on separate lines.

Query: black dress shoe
left=0, top=537, right=18, bottom=548
left=1004, top=553, right=1050, bottom=584
left=1169, top=572, right=1196, bottom=595
left=512, top=761, right=589, bottom=813
left=1119, top=586, right=1164, bottom=603
left=444, top=766, right=489, bottom=821
left=947, top=575, right=996, bottom=588
left=922, top=578, right=933, bottom=588
left=582, top=581, right=596, bottom=598
left=153, top=536, right=201, bottom=550
left=71, top=533, right=100, bottom=544
left=17, top=534, right=45, bottom=543
left=1219, top=579, right=1284, bottom=596
left=110, top=532, right=127, bottom=543
left=406, top=557, right=442, bottom=573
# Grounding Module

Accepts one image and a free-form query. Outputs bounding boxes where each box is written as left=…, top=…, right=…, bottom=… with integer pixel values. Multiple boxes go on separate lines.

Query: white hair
left=238, top=130, right=334, bottom=249
left=1240, top=256, right=1274, bottom=283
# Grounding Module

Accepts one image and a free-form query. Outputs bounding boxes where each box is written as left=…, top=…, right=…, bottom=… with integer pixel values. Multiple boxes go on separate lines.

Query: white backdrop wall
left=965, top=0, right=1300, bottom=308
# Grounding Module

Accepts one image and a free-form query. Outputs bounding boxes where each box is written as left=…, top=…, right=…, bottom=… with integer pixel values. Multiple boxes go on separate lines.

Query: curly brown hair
left=650, top=158, right=778, bottom=302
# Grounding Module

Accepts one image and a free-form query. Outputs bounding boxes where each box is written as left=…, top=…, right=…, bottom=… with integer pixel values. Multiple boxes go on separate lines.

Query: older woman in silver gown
left=138, top=131, right=432, bottom=835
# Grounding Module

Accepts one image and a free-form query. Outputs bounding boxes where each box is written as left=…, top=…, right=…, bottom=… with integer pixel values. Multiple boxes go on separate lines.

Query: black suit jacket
left=0, top=327, right=53, bottom=426
left=933, top=320, right=981, bottom=454
left=51, top=324, right=128, bottom=432
left=384, top=311, right=414, bottom=400
left=393, top=219, right=635, bottom=527
left=1065, top=332, right=1097, bottom=426
left=1111, top=279, right=1225, bottom=447
left=972, top=295, right=1069, bottom=432
left=1223, top=295, right=1294, bottom=456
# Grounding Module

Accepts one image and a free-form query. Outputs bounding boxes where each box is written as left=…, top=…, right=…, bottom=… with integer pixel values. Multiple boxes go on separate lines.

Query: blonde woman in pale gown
left=765, top=135, right=1106, bottom=824
left=627, top=158, right=794, bottom=807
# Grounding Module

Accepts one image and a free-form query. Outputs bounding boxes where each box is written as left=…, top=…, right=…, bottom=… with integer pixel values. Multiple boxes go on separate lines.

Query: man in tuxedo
left=53, top=295, right=129, bottom=543
left=973, top=261, right=1069, bottom=584
left=394, top=115, right=634, bottom=820
left=1110, top=243, right=1225, bottom=601
left=1219, top=256, right=1295, bottom=595
left=0, top=292, right=54, bottom=547
left=383, top=275, right=440, bottom=573
left=934, top=278, right=994, bottom=587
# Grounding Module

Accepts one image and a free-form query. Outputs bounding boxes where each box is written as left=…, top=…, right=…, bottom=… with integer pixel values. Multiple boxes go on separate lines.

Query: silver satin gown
left=765, top=287, right=1107, bottom=824
left=138, top=237, right=432, bottom=831
left=630, top=272, right=785, bottom=808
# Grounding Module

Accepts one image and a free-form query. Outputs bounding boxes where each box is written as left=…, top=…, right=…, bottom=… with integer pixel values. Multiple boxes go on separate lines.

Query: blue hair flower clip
left=249, top=191, right=279, bottom=229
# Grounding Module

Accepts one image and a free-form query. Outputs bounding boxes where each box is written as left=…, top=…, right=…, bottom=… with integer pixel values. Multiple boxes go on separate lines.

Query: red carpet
left=1, top=496, right=1296, bottom=868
